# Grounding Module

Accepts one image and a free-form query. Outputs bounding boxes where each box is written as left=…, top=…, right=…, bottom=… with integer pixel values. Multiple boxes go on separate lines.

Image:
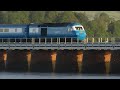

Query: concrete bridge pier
left=92, top=38, right=94, bottom=43
left=3, top=50, right=7, bottom=70
left=26, top=50, right=31, bottom=72
left=76, top=50, right=83, bottom=73
left=51, top=51, right=57, bottom=72
left=104, top=50, right=111, bottom=74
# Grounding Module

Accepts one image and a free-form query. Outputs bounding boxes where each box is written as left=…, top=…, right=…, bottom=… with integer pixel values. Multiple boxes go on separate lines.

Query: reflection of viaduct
left=0, top=37, right=120, bottom=74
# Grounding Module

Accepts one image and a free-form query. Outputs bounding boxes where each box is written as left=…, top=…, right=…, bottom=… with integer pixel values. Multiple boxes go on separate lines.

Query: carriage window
left=33, top=28, right=36, bottom=33
left=15, top=28, right=17, bottom=32
left=4, top=28, right=9, bottom=32
left=0, top=29, right=3, bottom=32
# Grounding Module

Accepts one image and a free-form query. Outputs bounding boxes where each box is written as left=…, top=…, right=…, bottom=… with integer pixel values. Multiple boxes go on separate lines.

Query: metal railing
left=0, top=37, right=119, bottom=50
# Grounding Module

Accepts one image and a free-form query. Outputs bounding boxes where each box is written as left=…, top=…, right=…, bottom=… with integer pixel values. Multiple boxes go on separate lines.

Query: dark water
left=0, top=72, right=120, bottom=79
left=0, top=50, right=120, bottom=79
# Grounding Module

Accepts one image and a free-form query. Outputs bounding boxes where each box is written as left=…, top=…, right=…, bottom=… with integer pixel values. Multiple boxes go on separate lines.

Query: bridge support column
left=32, top=38, right=35, bottom=44
left=101, top=38, right=102, bottom=42
left=84, top=38, right=88, bottom=44
left=86, top=38, right=88, bottom=43
left=51, top=51, right=57, bottom=72
left=111, top=37, right=115, bottom=43
left=92, top=38, right=94, bottom=43
left=106, top=38, right=108, bottom=42
left=104, top=51, right=111, bottom=74
left=98, top=38, right=100, bottom=43
left=26, top=50, right=31, bottom=72
left=76, top=51, right=83, bottom=73
left=3, top=50, right=7, bottom=70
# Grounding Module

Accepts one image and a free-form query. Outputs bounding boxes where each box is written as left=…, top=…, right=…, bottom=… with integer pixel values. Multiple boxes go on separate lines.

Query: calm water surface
left=0, top=72, right=120, bottom=79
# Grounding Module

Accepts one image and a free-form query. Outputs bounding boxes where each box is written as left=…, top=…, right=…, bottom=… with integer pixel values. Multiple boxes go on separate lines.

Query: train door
left=25, top=25, right=29, bottom=38
left=41, top=28, right=47, bottom=37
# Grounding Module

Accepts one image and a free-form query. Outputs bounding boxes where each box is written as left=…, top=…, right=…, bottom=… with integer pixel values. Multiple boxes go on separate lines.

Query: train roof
left=0, top=22, right=82, bottom=27
left=0, top=24, right=28, bottom=28
left=0, top=24, right=39, bottom=28
left=40, top=23, right=71, bottom=27
left=40, top=22, right=81, bottom=27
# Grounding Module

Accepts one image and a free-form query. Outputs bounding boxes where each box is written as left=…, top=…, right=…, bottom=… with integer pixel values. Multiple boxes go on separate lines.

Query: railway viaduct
left=0, top=37, right=120, bottom=74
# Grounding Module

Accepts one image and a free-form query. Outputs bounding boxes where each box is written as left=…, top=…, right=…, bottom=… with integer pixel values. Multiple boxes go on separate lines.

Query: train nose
left=75, top=31, right=86, bottom=40
left=78, top=33, right=86, bottom=40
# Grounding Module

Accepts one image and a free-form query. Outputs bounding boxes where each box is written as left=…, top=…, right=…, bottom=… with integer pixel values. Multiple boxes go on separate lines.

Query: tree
left=74, top=12, right=89, bottom=26
left=0, top=11, right=8, bottom=24
left=7, top=11, right=30, bottom=24
left=85, top=21, right=95, bottom=37
left=8, top=11, right=19, bottom=24
left=29, top=11, right=45, bottom=23
left=44, top=11, right=59, bottom=23
left=18, top=11, right=30, bottom=24
left=107, top=22, right=115, bottom=37
left=57, top=11, right=79, bottom=23
left=111, top=20, right=120, bottom=37
left=87, top=12, right=111, bottom=37
left=99, top=12, right=110, bottom=23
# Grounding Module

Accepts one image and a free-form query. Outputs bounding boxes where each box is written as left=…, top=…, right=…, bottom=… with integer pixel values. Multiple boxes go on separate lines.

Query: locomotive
left=0, top=22, right=86, bottom=41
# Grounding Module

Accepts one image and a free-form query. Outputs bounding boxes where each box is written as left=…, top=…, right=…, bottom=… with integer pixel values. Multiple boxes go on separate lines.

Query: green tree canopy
left=44, top=11, right=59, bottom=23
left=29, top=11, right=45, bottom=23
left=87, top=13, right=111, bottom=37
left=74, top=12, right=89, bottom=25
left=0, top=11, right=8, bottom=24
left=57, top=11, right=79, bottom=23
left=109, top=20, right=120, bottom=37
left=8, top=11, right=30, bottom=24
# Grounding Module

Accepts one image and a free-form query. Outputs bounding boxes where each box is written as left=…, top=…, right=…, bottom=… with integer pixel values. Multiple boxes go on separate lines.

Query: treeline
left=0, top=11, right=120, bottom=37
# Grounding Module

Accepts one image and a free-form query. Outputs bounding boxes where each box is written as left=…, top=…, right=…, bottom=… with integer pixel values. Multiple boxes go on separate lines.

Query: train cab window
left=75, top=27, right=83, bottom=30
left=0, top=29, right=3, bottom=32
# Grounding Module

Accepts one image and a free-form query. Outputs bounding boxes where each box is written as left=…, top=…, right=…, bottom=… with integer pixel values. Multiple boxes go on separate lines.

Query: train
left=0, top=22, right=86, bottom=41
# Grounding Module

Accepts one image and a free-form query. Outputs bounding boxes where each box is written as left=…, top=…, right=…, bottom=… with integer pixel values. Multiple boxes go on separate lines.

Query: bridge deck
left=0, top=38, right=119, bottom=50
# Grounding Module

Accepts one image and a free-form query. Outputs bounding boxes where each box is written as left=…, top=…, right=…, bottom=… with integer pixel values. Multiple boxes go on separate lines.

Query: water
left=0, top=72, right=120, bottom=79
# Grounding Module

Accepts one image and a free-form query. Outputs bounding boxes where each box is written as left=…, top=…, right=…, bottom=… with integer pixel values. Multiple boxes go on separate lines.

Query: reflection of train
left=0, top=22, right=86, bottom=41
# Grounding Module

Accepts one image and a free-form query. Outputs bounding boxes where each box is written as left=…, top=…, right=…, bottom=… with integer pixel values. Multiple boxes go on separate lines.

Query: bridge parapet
left=0, top=37, right=119, bottom=50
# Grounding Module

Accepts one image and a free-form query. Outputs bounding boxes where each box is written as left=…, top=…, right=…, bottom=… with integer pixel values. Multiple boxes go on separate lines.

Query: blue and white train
left=0, top=22, right=86, bottom=41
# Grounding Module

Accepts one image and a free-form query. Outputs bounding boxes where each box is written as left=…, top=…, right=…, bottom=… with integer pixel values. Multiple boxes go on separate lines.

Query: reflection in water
left=110, top=50, right=120, bottom=74
left=30, top=50, right=52, bottom=72
left=55, top=50, right=78, bottom=73
left=6, top=50, right=28, bottom=72
left=0, top=72, right=120, bottom=79
left=82, top=50, right=106, bottom=74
